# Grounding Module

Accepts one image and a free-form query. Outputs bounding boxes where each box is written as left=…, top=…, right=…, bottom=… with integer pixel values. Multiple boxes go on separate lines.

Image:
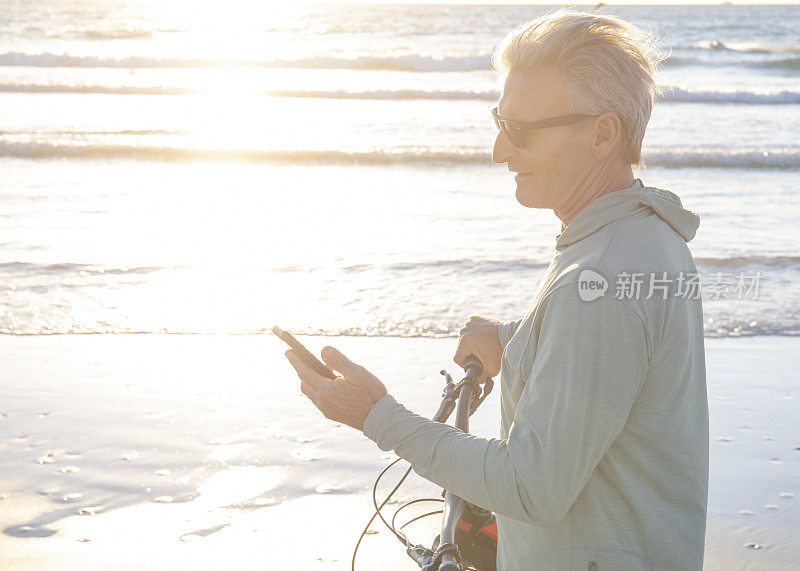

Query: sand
left=0, top=334, right=797, bottom=570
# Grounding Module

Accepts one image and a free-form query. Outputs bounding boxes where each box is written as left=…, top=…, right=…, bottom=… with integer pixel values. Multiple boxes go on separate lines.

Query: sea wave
left=0, top=143, right=489, bottom=165
left=692, top=40, right=800, bottom=54
left=1, top=128, right=182, bottom=136
left=3, top=82, right=797, bottom=105
left=695, top=255, right=800, bottom=270
left=0, top=51, right=491, bottom=72
left=2, top=50, right=797, bottom=72
left=643, top=149, right=800, bottom=169
left=0, top=261, right=172, bottom=276
left=2, top=320, right=798, bottom=338
left=340, top=258, right=551, bottom=274
left=0, top=83, right=497, bottom=99
left=82, top=29, right=155, bottom=40
left=333, top=255, right=800, bottom=275
left=0, top=83, right=195, bottom=95
left=1, top=142, right=798, bottom=169
left=285, top=255, right=800, bottom=278
left=665, top=54, right=800, bottom=71
left=661, top=87, right=800, bottom=105
left=2, top=257, right=799, bottom=338
left=4, top=256, right=794, bottom=281
left=266, top=88, right=499, bottom=100
left=759, top=57, right=800, bottom=70
left=379, top=255, right=800, bottom=273
left=286, top=318, right=800, bottom=339
left=265, top=87, right=800, bottom=105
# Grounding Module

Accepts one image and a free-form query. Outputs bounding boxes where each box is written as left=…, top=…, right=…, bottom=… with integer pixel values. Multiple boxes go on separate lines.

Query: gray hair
left=491, top=9, right=669, bottom=169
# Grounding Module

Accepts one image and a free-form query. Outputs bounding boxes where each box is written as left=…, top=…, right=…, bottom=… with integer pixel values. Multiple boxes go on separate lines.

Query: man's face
left=492, top=68, right=596, bottom=209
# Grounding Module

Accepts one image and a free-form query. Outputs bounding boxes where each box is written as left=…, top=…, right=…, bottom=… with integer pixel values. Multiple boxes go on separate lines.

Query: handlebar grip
left=463, top=355, right=483, bottom=380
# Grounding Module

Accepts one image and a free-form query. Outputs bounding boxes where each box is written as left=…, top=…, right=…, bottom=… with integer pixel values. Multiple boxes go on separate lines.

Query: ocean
left=2, top=1, right=799, bottom=338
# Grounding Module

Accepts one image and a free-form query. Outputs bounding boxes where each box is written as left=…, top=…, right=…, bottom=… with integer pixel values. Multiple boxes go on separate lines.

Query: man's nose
left=492, top=130, right=518, bottom=165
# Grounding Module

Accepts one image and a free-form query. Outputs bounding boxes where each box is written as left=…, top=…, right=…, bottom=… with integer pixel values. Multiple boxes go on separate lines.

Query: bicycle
left=352, top=356, right=498, bottom=571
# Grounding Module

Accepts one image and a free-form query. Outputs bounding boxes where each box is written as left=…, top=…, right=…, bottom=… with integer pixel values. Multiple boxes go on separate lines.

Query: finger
left=285, top=350, right=325, bottom=392
left=467, top=352, right=489, bottom=383
left=455, top=350, right=487, bottom=381
left=453, top=342, right=469, bottom=368
left=300, top=380, right=316, bottom=399
left=306, top=383, right=332, bottom=419
left=320, top=346, right=359, bottom=376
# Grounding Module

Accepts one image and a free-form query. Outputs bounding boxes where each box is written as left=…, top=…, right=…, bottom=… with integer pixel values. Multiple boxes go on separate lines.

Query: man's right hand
left=453, top=316, right=504, bottom=382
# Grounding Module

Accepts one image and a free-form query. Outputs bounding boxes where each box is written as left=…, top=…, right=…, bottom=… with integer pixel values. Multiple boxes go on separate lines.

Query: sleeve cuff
left=497, top=319, right=520, bottom=349
left=363, top=393, right=405, bottom=445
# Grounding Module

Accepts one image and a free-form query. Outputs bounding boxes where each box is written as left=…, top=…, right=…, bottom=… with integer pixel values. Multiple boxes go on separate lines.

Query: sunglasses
left=491, top=107, right=600, bottom=149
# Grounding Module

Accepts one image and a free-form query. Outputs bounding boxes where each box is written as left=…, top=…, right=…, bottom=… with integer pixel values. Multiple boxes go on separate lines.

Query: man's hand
left=284, top=346, right=388, bottom=432
left=453, top=316, right=504, bottom=382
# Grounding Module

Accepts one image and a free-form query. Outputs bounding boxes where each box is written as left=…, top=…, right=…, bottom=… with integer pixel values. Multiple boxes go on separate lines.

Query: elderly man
left=285, top=9, right=709, bottom=571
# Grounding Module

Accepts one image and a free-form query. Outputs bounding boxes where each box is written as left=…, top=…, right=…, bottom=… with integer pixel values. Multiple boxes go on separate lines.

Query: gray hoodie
left=364, top=178, right=709, bottom=570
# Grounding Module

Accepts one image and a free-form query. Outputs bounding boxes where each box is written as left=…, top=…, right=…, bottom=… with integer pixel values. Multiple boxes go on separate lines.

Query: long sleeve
left=497, top=318, right=521, bottom=349
left=363, top=285, right=650, bottom=528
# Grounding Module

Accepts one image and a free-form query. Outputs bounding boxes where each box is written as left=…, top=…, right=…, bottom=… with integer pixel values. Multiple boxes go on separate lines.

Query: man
left=285, top=9, right=709, bottom=570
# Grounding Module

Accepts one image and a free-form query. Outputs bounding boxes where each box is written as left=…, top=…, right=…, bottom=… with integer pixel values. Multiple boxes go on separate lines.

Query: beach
left=1, top=333, right=797, bottom=569
left=2, top=1, right=800, bottom=569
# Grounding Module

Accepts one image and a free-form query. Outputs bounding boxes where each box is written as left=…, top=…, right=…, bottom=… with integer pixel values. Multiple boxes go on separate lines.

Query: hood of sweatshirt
left=555, top=178, right=700, bottom=250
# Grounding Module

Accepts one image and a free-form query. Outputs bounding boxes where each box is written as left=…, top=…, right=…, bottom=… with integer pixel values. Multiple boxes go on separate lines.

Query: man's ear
left=592, top=112, right=623, bottom=161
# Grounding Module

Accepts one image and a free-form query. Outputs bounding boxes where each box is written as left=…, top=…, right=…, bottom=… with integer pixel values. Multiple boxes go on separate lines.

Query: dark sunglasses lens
left=492, top=109, right=525, bottom=148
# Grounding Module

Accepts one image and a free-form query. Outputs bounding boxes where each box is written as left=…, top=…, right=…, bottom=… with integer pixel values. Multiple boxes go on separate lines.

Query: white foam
left=0, top=51, right=491, bottom=72
left=663, top=86, right=800, bottom=105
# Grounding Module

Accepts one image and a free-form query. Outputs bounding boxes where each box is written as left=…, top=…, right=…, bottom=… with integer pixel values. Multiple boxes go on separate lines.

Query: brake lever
left=433, top=370, right=494, bottom=423
left=469, top=377, right=493, bottom=415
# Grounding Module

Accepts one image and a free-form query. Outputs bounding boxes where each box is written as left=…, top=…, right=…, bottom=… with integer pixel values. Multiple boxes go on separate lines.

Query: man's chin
left=515, top=185, right=547, bottom=209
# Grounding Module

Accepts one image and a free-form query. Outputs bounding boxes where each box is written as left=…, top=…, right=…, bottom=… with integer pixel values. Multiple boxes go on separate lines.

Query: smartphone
left=273, top=326, right=337, bottom=379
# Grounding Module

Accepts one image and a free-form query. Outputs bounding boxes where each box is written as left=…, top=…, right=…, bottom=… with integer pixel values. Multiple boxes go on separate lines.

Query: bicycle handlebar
left=436, top=355, right=483, bottom=570
left=462, top=356, right=483, bottom=383
left=356, top=354, right=494, bottom=571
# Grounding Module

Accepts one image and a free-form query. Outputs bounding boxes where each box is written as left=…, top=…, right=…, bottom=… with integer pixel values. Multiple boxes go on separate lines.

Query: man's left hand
left=284, top=346, right=388, bottom=432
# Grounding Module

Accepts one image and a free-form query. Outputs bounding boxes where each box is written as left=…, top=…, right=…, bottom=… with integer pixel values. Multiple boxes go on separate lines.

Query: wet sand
left=0, top=334, right=797, bottom=569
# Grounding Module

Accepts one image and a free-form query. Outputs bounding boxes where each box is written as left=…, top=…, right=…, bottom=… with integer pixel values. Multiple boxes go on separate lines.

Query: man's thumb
left=321, top=346, right=357, bottom=375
